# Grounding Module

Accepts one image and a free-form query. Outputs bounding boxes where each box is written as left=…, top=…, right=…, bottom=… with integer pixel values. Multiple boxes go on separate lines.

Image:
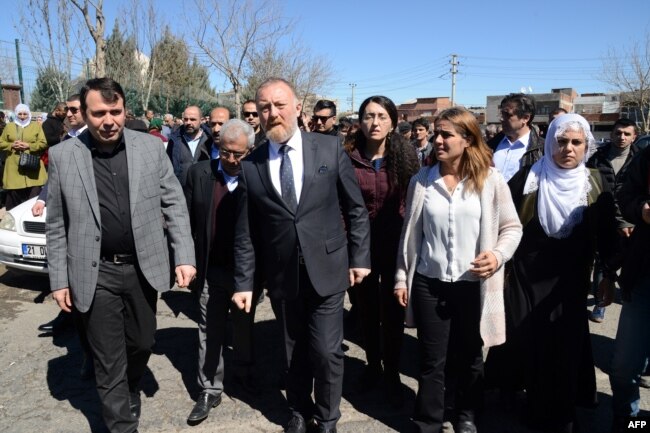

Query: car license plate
left=22, top=244, right=47, bottom=259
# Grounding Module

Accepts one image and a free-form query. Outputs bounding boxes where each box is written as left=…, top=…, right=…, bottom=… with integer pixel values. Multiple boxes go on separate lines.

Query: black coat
left=587, top=143, right=638, bottom=229
left=234, top=132, right=371, bottom=299
left=617, top=146, right=650, bottom=292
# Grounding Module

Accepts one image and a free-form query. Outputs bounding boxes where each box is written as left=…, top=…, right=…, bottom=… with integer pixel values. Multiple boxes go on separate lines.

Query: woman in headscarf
left=344, top=95, right=420, bottom=405
left=0, top=104, right=47, bottom=209
left=394, top=107, right=522, bottom=433
left=486, top=113, right=617, bottom=432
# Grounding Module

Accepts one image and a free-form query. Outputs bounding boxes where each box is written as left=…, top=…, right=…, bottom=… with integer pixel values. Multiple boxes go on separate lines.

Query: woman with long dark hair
left=344, top=95, right=419, bottom=404
left=394, top=107, right=522, bottom=433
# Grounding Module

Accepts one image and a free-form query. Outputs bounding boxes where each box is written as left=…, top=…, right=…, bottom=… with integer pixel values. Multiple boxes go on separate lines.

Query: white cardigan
left=395, top=166, right=522, bottom=347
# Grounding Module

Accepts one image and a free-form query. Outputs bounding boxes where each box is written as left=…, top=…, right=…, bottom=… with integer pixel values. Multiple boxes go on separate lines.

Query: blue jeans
left=610, top=275, right=650, bottom=417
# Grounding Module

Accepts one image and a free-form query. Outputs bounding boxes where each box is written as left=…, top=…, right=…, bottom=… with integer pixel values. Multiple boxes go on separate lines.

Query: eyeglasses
left=362, top=114, right=391, bottom=123
left=66, top=107, right=80, bottom=114
left=312, top=115, right=335, bottom=124
left=242, top=111, right=258, bottom=118
left=219, top=148, right=249, bottom=160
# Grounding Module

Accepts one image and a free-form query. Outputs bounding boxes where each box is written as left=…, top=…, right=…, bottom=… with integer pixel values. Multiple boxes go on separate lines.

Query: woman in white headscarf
left=0, top=103, right=47, bottom=209
left=485, top=113, right=618, bottom=432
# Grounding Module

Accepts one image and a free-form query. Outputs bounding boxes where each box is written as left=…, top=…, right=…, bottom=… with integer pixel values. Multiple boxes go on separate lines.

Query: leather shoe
left=285, top=414, right=307, bottom=433
left=315, top=425, right=337, bottom=433
left=129, top=391, right=141, bottom=419
left=187, top=391, right=221, bottom=423
left=456, top=420, right=477, bottom=433
left=38, top=312, right=73, bottom=334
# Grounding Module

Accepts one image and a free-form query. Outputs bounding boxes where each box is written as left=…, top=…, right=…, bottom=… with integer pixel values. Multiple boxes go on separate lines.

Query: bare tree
left=17, top=0, right=87, bottom=102
left=120, top=0, right=166, bottom=112
left=601, top=33, right=650, bottom=133
left=187, top=0, right=292, bottom=117
left=245, top=40, right=335, bottom=110
left=70, top=0, right=107, bottom=77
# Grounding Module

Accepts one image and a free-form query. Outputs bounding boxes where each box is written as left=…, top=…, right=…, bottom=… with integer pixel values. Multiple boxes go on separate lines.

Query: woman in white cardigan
left=394, top=107, right=522, bottom=433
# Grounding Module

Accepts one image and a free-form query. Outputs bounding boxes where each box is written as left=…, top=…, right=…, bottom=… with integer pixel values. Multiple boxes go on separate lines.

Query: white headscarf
left=523, top=113, right=597, bottom=239
left=13, top=104, right=31, bottom=128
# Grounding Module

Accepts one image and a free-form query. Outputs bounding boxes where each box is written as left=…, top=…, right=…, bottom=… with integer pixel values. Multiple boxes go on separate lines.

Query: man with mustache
left=232, top=78, right=371, bottom=433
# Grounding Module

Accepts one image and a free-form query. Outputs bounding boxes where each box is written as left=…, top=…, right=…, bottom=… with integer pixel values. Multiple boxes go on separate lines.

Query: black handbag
left=18, top=152, right=40, bottom=171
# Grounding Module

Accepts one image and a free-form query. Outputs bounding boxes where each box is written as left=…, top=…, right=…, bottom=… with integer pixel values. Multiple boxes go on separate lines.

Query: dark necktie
left=280, top=144, right=298, bottom=212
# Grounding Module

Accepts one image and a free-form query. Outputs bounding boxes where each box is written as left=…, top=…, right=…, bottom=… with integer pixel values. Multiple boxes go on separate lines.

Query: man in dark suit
left=46, top=78, right=196, bottom=433
left=232, top=78, right=371, bottom=433
left=184, top=119, right=258, bottom=423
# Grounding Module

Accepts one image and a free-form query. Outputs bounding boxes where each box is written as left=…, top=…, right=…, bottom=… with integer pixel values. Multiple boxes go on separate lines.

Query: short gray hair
left=220, top=119, right=255, bottom=149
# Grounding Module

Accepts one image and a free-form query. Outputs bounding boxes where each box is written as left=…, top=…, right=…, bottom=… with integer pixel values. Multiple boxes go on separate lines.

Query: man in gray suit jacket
left=232, top=78, right=371, bottom=433
left=46, top=77, right=196, bottom=433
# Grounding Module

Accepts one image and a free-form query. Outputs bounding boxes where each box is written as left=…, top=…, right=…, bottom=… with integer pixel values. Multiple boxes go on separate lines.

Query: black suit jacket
left=185, top=159, right=232, bottom=294
left=234, top=132, right=371, bottom=299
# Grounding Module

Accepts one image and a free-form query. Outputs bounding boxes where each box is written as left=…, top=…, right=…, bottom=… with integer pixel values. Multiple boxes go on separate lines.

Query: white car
left=0, top=196, right=47, bottom=274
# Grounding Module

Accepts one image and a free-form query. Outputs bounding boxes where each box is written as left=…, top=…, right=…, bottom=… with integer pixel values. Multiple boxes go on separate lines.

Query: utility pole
left=15, top=39, right=24, bottom=103
left=450, top=54, right=458, bottom=106
left=349, top=83, right=357, bottom=114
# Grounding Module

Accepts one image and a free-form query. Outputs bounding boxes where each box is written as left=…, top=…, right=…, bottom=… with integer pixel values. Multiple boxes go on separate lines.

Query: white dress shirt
left=67, top=125, right=88, bottom=138
left=416, top=164, right=481, bottom=282
left=185, top=130, right=203, bottom=158
left=492, top=131, right=531, bottom=181
left=268, top=129, right=304, bottom=203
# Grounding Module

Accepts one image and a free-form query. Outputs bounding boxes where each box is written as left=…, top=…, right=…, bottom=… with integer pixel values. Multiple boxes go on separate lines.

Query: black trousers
left=411, top=273, right=483, bottom=433
left=82, top=262, right=158, bottom=433
left=5, top=185, right=41, bottom=210
left=355, top=266, right=404, bottom=378
left=270, top=265, right=345, bottom=429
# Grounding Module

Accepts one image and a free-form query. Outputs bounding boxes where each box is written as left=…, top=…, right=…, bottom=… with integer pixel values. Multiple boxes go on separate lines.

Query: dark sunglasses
left=66, top=107, right=80, bottom=114
left=242, top=111, right=258, bottom=118
left=312, top=115, right=334, bottom=123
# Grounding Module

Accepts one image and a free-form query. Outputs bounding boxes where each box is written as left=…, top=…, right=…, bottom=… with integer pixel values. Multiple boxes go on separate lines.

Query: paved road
left=0, top=265, right=646, bottom=433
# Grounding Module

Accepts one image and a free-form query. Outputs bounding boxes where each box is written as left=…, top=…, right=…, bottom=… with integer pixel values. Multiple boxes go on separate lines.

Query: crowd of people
left=2, top=75, right=648, bottom=433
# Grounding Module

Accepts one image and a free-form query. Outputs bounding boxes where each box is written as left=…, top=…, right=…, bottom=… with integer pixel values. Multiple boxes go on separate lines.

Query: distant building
left=2, top=84, right=22, bottom=111
left=573, top=93, right=621, bottom=134
left=397, top=97, right=452, bottom=122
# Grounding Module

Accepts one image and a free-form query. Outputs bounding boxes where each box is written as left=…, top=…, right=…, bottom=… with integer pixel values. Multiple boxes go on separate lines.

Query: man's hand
left=52, top=288, right=72, bottom=313
left=394, top=288, right=408, bottom=307
left=642, top=203, right=650, bottom=225
left=349, top=268, right=371, bottom=286
left=597, top=277, right=616, bottom=307
left=232, top=291, right=253, bottom=313
left=31, top=200, right=45, bottom=217
left=175, top=264, right=196, bottom=288
left=618, top=227, right=634, bottom=238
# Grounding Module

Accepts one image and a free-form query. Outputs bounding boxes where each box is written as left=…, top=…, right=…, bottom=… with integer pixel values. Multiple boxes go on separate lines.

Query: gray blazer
left=46, top=128, right=195, bottom=313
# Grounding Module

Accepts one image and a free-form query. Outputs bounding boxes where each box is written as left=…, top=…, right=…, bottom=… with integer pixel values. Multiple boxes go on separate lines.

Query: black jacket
left=166, top=123, right=213, bottom=187
left=587, top=143, right=639, bottom=229
left=617, top=145, right=650, bottom=293
left=234, top=132, right=371, bottom=299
